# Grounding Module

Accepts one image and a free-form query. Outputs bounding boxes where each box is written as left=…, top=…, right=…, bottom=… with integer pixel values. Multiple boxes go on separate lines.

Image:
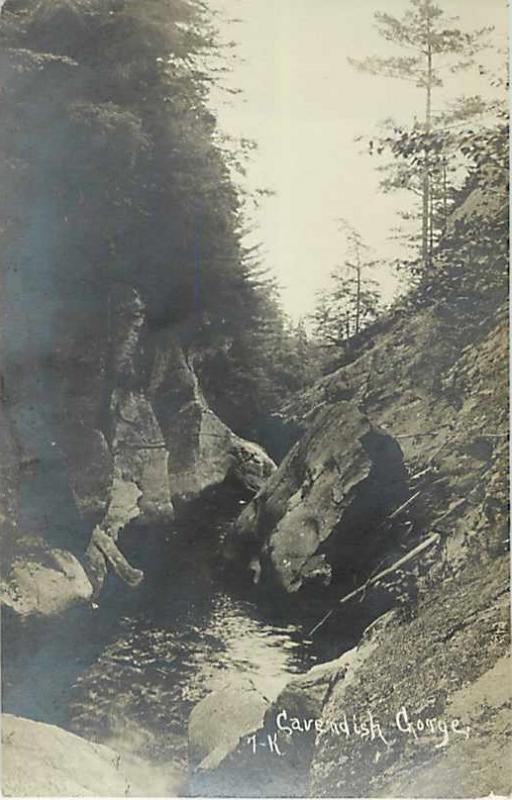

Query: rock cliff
left=1, top=283, right=275, bottom=613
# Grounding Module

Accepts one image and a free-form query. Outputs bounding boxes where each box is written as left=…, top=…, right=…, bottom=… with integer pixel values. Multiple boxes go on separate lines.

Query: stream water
left=2, top=497, right=321, bottom=787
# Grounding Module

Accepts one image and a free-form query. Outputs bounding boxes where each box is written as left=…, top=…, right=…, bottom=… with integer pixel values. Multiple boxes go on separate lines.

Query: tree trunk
left=422, top=34, right=433, bottom=272
left=355, top=264, right=362, bottom=336
left=442, top=155, right=448, bottom=233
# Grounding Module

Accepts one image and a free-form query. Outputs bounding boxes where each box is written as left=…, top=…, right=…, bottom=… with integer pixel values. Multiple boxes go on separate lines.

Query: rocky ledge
left=187, top=555, right=510, bottom=798
left=2, top=714, right=184, bottom=797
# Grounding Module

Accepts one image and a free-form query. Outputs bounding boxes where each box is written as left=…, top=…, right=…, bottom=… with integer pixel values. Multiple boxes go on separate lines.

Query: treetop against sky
left=208, top=0, right=507, bottom=320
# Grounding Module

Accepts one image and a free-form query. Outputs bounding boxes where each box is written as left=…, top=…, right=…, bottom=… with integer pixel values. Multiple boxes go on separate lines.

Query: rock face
left=0, top=542, right=93, bottom=618
left=1, top=284, right=276, bottom=602
left=227, top=305, right=508, bottom=604
left=58, top=425, right=113, bottom=521
left=226, top=403, right=407, bottom=596
left=188, top=683, right=269, bottom=776
left=111, top=389, right=172, bottom=523
left=149, top=338, right=276, bottom=503
left=1, top=713, right=183, bottom=797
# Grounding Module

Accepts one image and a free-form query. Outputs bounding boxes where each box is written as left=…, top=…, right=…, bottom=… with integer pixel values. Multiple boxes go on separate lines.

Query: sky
left=207, top=0, right=508, bottom=321
left=0, top=0, right=506, bottom=320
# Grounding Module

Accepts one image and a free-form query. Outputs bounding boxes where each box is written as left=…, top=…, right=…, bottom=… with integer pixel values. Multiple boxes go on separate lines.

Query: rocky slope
left=225, top=301, right=508, bottom=607
left=196, top=299, right=509, bottom=796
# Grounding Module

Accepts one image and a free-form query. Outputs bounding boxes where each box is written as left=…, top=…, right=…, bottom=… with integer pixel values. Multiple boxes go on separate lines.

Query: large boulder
left=1, top=713, right=183, bottom=796
left=226, top=402, right=407, bottom=596
left=188, top=683, right=269, bottom=775
left=0, top=543, right=92, bottom=618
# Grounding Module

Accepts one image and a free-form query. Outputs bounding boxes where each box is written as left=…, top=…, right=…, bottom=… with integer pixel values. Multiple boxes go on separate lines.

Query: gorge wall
left=192, top=294, right=509, bottom=797
left=225, top=297, right=508, bottom=609
left=0, top=283, right=275, bottom=615
left=0, top=0, right=279, bottom=616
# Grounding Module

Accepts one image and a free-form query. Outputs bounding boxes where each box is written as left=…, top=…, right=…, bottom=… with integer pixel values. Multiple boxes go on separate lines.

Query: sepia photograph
left=0, top=0, right=509, bottom=796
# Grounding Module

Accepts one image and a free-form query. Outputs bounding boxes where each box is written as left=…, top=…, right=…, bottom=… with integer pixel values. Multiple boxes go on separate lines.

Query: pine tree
left=311, top=224, right=382, bottom=351
left=0, top=0, right=296, bottom=444
left=350, top=0, right=491, bottom=272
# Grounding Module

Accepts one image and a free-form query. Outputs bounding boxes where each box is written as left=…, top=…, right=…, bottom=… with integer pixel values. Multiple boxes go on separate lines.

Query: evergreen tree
left=310, top=224, right=382, bottom=351
left=0, top=0, right=299, bottom=442
left=350, top=0, right=491, bottom=271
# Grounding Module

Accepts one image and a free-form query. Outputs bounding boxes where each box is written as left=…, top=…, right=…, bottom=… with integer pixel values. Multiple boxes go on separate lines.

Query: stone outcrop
left=85, top=477, right=144, bottom=596
left=225, top=403, right=407, bottom=596
left=2, top=283, right=276, bottom=604
left=188, top=682, right=269, bottom=776
left=2, top=713, right=183, bottom=797
left=0, top=541, right=92, bottom=618
left=67, top=287, right=173, bottom=595
left=150, top=337, right=276, bottom=503
left=111, top=389, right=172, bottom=523
left=226, top=304, right=508, bottom=604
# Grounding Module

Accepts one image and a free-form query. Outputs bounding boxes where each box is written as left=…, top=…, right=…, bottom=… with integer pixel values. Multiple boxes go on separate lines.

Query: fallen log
left=339, top=532, right=440, bottom=606
left=431, top=497, right=467, bottom=530
left=385, top=490, right=421, bottom=523
left=309, top=532, right=441, bottom=636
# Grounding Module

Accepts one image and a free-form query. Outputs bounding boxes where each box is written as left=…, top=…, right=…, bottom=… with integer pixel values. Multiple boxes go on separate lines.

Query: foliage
left=350, top=0, right=493, bottom=272
left=310, top=222, right=383, bottom=351
left=0, top=0, right=311, bottom=443
left=199, top=291, right=321, bottom=450
left=423, top=121, right=509, bottom=310
left=310, top=272, right=381, bottom=350
left=350, top=1, right=490, bottom=85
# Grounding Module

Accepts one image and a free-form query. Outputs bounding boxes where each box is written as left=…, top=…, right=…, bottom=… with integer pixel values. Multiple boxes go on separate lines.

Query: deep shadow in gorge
left=0, top=0, right=508, bottom=796
left=2, top=480, right=334, bottom=776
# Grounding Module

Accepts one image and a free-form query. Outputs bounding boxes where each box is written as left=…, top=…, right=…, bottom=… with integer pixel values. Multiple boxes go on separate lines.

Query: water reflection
left=69, top=584, right=314, bottom=770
